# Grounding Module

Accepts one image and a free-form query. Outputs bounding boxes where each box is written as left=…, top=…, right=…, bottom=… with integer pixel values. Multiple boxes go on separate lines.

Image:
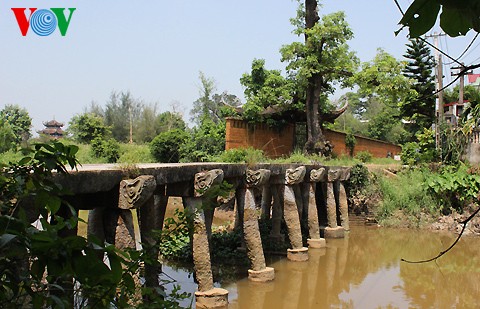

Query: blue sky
left=1, top=1, right=478, bottom=133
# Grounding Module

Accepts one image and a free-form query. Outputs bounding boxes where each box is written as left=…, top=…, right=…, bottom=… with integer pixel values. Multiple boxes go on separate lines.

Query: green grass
left=375, top=168, right=438, bottom=227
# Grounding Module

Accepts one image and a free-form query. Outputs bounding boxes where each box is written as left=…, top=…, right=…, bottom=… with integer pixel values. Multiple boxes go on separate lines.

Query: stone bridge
left=55, top=163, right=351, bottom=308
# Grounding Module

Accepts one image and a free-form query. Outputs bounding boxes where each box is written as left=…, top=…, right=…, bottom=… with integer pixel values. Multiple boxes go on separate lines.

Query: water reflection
left=165, top=225, right=480, bottom=308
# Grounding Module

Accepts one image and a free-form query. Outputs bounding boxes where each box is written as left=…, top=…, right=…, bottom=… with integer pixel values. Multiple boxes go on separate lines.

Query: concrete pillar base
left=248, top=267, right=275, bottom=282
left=195, top=288, right=229, bottom=309
left=324, top=226, right=345, bottom=238
left=287, top=247, right=309, bottom=262
left=307, top=238, right=326, bottom=248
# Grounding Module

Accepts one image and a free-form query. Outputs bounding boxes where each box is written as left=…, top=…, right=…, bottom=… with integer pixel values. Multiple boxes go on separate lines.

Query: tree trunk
left=304, top=0, right=331, bottom=156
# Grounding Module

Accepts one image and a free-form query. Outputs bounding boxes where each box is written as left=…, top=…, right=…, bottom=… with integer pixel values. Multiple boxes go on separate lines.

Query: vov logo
left=12, top=8, right=76, bottom=36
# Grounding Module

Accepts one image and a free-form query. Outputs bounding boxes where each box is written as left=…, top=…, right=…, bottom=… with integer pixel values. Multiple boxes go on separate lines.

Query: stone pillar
left=338, top=168, right=351, bottom=231
left=138, top=194, right=168, bottom=289
left=244, top=169, right=275, bottom=282
left=233, top=187, right=245, bottom=232
left=284, top=166, right=309, bottom=262
left=260, top=185, right=272, bottom=219
left=87, top=208, right=106, bottom=244
left=189, top=169, right=229, bottom=308
left=306, top=168, right=326, bottom=249
left=269, top=185, right=284, bottom=244
left=325, top=169, right=345, bottom=238
left=117, top=175, right=157, bottom=250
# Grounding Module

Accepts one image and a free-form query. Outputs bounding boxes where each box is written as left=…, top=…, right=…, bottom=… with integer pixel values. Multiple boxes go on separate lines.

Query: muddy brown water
left=163, top=223, right=480, bottom=308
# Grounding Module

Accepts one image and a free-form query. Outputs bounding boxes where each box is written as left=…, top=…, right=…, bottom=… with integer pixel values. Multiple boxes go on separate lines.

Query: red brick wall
left=225, top=118, right=402, bottom=158
left=225, top=118, right=294, bottom=158
left=324, top=129, right=402, bottom=158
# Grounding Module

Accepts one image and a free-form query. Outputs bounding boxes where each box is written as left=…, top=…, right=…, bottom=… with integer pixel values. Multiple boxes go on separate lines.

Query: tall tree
left=354, top=49, right=413, bottom=143
left=104, top=91, right=143, bottom=142
left=280, top=1, right=358, bottom=154
left=190, top=72, right=241, bottom=125
left=240, top=59, right=296, bottom=124
left=0, top=104, right=32, bottom=146
left=401, top=38, right=436, bottom=133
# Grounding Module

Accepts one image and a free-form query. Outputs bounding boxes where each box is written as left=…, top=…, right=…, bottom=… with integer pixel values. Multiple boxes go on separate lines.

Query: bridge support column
left=325, top=169, right=344, bottom=238
left=338, top=168, right=351, bottom=231
left=269, top=185, right=284, bottom=244
left=244, top=169, right=274, bottom=282
left=260, top=185, right=272, bottom=219
left=306, top=168, right=326, bottom=249
left=138, top=193, right=168, bottom=289
left=189, top=169, right=229, bottom=309
left=284, top=166, right=309, bottom=262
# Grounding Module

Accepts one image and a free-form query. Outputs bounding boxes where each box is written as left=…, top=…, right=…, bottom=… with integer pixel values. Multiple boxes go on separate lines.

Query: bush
left=215, top=147, right=266, bottom=164
left=118, top=143, right=154, bottom=163
left=91, top=137, right=120, bottom=163
left=346, top=163, right=370, bottom=194
left=425, top=164, right=480, bottom=212
left=355, top=151, right=373, bottom=163
left=150, top=129, right=188, bottom=163
left=345, top=133, right=356, bottom=156
left=401, top=128, right=437, bottom=166
left=180, top=118, right=226, bottom=162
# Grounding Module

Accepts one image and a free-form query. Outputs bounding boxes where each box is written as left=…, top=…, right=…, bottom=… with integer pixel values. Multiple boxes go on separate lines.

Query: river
left=163, top=224, right=480, bottom=308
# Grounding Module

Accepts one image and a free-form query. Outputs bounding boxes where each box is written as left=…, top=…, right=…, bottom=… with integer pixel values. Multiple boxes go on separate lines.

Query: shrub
left=425, top=164, right=480, bottom=212
left=215, top=147, right=266, bottom=164
left=401, top=128, right=437, bottom=166
left=150, top=129, right=189, bottom=163
left=345, top=133, right=356, bottom=157
left=118, top=143, right=154, bottom=163
left=346, top=163, right=370, bottom=194
left=91, top=137, right=120, bottom=163
left=355, top=151, right=373, bottom=163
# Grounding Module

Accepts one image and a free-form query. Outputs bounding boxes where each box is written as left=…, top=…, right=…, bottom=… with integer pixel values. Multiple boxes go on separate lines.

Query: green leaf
left=440, top=8, right=472, bottom=37
left=399, top=0, right=441, bottom=38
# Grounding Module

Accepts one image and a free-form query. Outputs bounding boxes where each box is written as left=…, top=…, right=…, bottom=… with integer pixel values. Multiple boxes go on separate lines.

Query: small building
left=38, top=119, right=65, bottom=139
left=444, top=101, right=468, bottom=125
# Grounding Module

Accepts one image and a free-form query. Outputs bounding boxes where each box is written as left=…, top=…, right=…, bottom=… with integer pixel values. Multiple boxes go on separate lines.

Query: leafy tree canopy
left=398, top=0, right=480, bottom=37
left=0, top=104, right=32, bottom=146
left=190, top=72, right=241, bottom=125
left=240, top=59, right=297, bottom=123
left=280, top=9, right=358, bottom=99
left=68, top=113, right=111, bottom=143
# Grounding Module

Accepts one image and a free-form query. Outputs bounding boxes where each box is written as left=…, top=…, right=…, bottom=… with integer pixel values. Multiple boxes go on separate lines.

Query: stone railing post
left=244, top=169, right=275, bottom=282
left=269, top=185, right=284, bottom=244
left=260, top=185, right=272, bottom=219
left=338, top=168, right=351, bottom=231
left=306, top=168, right=326, bottom=248
left=184, top=169, right=228, bottom=309
left=325, top=169, right=345, bottom=238
left=283, top=166, right=308, bottom=261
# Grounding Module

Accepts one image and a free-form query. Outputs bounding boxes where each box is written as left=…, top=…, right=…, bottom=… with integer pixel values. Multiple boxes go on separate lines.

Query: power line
left=445, top=32, right=480, bottom=65
left=392, top=0, right=463, bottom=66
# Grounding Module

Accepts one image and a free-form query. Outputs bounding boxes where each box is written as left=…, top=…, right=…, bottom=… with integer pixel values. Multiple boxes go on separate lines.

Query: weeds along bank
left=349, top=163, right=480, bottom=235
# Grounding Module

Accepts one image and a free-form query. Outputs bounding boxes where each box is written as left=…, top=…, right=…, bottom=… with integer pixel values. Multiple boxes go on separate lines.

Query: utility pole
left=426, top=32, right=446, bottom=149
left=451, top=64, right=473, bottom=125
